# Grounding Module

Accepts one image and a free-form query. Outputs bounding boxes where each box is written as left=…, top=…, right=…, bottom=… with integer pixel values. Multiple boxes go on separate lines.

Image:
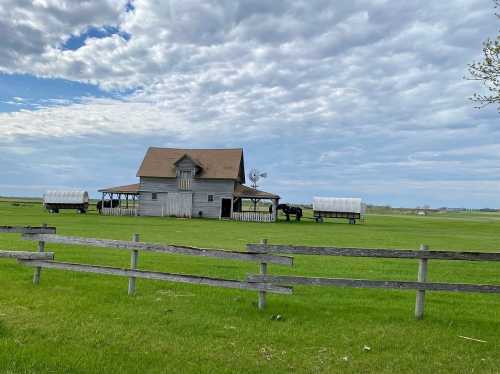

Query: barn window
left=178, top=169, right=193, bottom=190
left=152, top=193, right=157, bottom=200
left=208, top=194, right=214, bottom=202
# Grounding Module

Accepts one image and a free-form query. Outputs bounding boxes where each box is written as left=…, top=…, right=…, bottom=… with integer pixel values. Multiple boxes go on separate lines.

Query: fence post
left=258, top=238, right=268, bottom=310
left=33, top=223, right=47, bottom=285
left=415, top=244, right=429, bottom=319
left=128, top=233, right=139, bottom=295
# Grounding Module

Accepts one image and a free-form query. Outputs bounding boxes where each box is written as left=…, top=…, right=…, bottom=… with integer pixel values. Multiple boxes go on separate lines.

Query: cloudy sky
left=0, top=0, right=498, bottom=208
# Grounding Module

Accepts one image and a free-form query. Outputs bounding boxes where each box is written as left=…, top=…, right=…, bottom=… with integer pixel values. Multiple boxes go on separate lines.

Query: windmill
left=248, top=168, right=267, bottom=211
left=248, top=168, right=267, bottom=189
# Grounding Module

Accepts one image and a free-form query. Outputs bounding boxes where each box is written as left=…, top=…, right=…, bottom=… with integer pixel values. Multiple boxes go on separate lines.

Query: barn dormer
left=174, top=154, right=202, bottom=190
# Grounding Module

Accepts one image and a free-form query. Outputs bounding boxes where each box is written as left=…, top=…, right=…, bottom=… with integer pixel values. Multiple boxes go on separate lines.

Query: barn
left=99, top=147, right=280, bottom=222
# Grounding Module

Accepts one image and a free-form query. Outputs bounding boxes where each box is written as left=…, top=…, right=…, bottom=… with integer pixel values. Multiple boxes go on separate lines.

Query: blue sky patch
left=0, top=73, right=112, bottom=112
left=126, top=1, right=135, bottom=12
left=62, top=26, right=131, bottom=51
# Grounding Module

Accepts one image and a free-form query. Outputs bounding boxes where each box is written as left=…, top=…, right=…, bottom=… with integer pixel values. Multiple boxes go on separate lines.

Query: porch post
left=272, top=198, right=278, bottom=222
left=101, top=192, right=104, bottom=215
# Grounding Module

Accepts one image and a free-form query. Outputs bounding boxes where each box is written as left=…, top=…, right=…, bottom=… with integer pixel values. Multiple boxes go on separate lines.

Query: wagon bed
left=313, top=197, right=365, bottom=224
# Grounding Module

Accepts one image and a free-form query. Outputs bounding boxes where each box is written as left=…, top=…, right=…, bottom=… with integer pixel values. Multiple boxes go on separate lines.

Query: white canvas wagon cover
left=313, top=197, right=364, bottom=214
left=44, top=191, right=89, bottom=204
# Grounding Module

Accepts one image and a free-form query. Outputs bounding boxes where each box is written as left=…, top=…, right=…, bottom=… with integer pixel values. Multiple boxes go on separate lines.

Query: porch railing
left=101, top=207, right=138, bottom=216
left=231, top=211, right=276, bottom=222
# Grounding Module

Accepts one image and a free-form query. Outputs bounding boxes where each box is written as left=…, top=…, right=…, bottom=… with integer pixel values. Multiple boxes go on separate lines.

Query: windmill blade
left=260, top=172, right=268, bottom=178
left=248, top=168, right=259, bottom=182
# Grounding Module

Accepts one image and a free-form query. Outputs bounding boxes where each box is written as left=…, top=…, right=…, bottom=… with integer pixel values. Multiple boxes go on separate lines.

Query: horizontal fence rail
left=247, top=244, right=500, bottom=262
left=19, top=260, right=292, bottom=295
left=247, top=275, right=500, bottom=294
left=0, top=250, right=54, bottom=260
left=0, top=225, right=56, bottom=234
left=22, top=234, right=293, bottom=266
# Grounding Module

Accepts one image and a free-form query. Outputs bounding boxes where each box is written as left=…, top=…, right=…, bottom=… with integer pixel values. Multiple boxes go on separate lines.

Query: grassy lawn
left=0, top=200, right=499, bottom=373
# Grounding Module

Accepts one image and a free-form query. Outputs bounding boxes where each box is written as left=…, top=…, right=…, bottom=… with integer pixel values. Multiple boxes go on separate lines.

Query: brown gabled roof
left=98, top=183, right=140, bottom=194
left=234, top=184, right=280, bottom=199
left=174, top=154, right=203, bottom=168
left=137, top=147, right=245, bottom=181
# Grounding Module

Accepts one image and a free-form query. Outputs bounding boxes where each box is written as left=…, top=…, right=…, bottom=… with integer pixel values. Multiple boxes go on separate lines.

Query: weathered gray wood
left=258, top=239, right=268, bottom=310
left=415, top=244, right=428, bottom=319
left=128, top=233, right=139, bottom=295
left=33, top=223, right=47, bottom=285
left=246, top=275, right=500, bottom=293
left=0, top=226, right=56, bottom=234
left=0, top=250, right=54, bottom=260
left=247, top=244, right=500, bottom=262
left=19, top=260, right=293, bottom=295
left=22, top=234, right=293, bottom=266
left=139, top=177, right=234, bottom=218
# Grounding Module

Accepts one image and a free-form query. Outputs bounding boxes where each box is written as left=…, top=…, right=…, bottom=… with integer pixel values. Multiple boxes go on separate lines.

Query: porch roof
left=233, top=184, right=280, bottom=199
left=98, top=183, right=140, bottom=194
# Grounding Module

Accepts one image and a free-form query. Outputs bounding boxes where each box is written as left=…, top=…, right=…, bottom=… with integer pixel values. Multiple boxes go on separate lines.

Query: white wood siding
left=163, top=192, right=193, bottom=218
left=138, top=178, right=176, bottom=216
left=191, top=179, right=233, bottom=219
left=139, top=177, right=234, bottom=218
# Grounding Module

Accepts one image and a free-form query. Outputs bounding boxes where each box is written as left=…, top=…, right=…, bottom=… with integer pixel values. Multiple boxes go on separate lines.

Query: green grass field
left=0, top=200, right=499, bottom=373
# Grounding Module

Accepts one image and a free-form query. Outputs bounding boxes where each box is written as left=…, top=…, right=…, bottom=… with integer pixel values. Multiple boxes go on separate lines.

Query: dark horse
left=270, top=204, right=303, bottom=221
left=97, top=199, right=120, bottom=214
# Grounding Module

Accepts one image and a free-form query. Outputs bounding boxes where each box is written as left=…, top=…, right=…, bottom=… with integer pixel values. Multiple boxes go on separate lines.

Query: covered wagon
left=43, top=191, right=89, bottom=213
left=313, top=197, right=365, bottom=224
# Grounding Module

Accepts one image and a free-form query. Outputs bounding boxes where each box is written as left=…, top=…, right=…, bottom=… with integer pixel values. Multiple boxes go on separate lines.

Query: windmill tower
left=248, top=168, right=267, bottom=211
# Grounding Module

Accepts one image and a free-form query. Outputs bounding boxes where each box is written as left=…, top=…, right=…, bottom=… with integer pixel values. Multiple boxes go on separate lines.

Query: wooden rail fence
left=0, top=226, right=293, bottom=307
left=19, top=233, right=293, bottom=297
left=1, top=225, right=56, bottom=284
left=246, top=242, right=500, bottom=319
left=2, top=225, right=500, bottom=319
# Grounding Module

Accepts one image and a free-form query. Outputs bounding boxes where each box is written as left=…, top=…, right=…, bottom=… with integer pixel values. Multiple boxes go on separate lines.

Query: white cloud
left=1, top=98, right=187, bottom=140
left=0, top=0, right=498, bottom=207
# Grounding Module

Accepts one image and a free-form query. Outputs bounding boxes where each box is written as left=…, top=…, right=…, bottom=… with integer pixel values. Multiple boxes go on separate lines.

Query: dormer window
left=178, top=168, right=195, bottom=190
left=174, top=154, right=202, bottom=191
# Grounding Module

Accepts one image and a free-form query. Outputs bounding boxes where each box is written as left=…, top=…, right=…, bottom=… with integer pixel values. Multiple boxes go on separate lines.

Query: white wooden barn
left=99, top=147, right=280, bottom=222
